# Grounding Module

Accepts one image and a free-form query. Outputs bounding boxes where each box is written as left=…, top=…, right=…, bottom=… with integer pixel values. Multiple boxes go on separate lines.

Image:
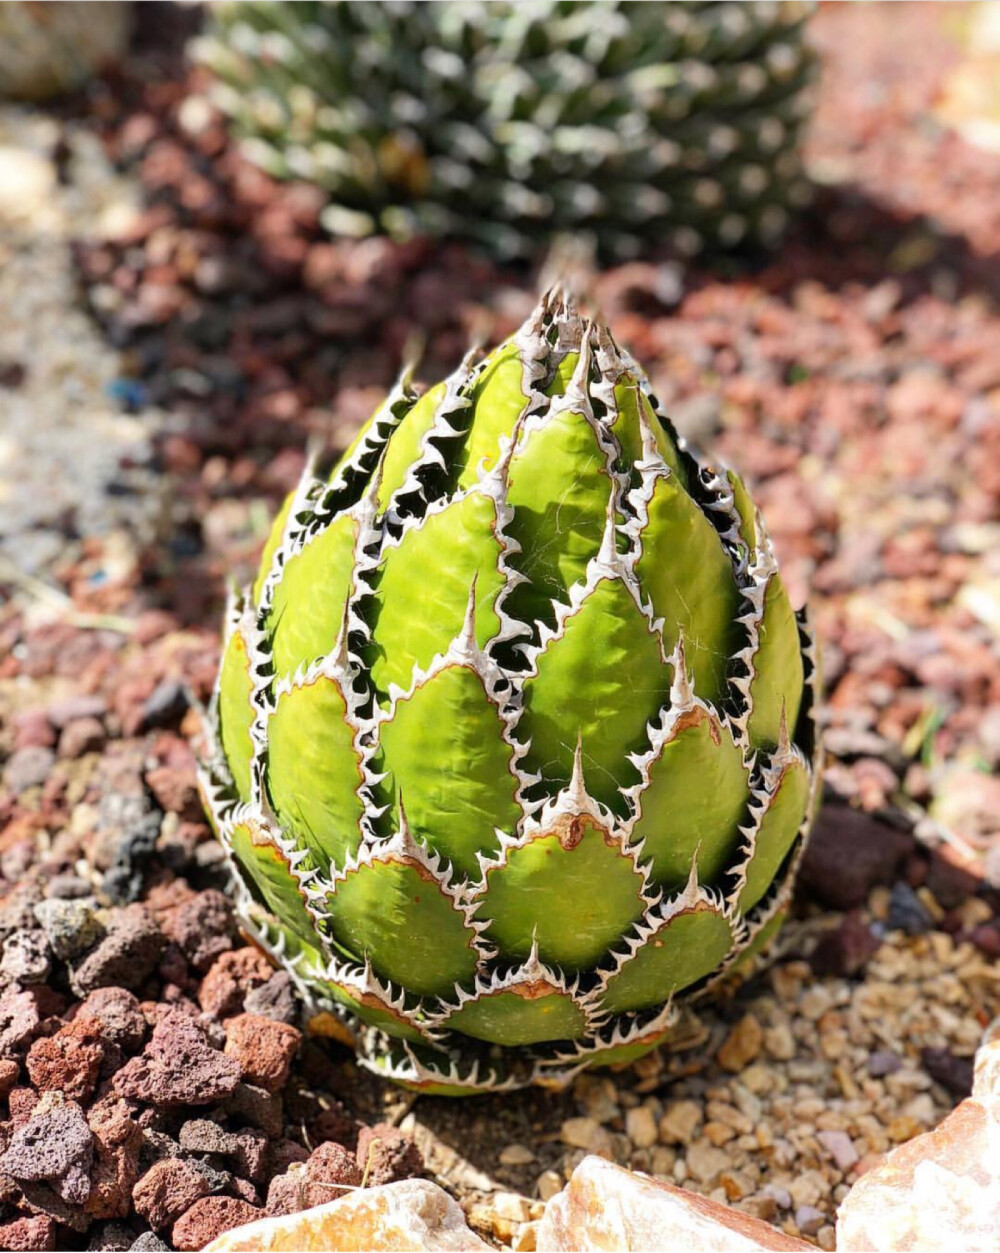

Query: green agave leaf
left=746, top=568, right=805, bottom=751
left=252, top=490, right=294, bottom=606
left=521, top=575, right=669, bottom=810
left=267, top=511, right=358, bottom=680
left=726, top=468, right=758, bottom=554
left=629, top=702, right=749, bottom=891
left=454, top=337, right=532, bottom=489
left=599, top=897, right=735, bottom=1015
left=544, top=348, right=580, bottom=399
left=266, top=670, right=365, bottom=874
left=612, top=377, right=687, bottom=487
left=226, top=813, right=317, bottom=948
left=377, top=380, right=448, bottom=510
left=218, top=618, right=256, bottom=803
left=369, top=491, right=506, bottom=699
left=634, top=469, right=741, bottom=708
left=315, top=970, right=428, bottom=1044
left=728, top=906, right=787, bottom=975
left=736, top=748, right=811, bottom=914
left=443, top=983, right=587, bottom=1047
left=327, top=845, right=480, bottom=997
left=477, top=821, right=646, bottom=971
left=503, top=395, right=613, bottom=630
left=375, top=661, right=518, bottom=877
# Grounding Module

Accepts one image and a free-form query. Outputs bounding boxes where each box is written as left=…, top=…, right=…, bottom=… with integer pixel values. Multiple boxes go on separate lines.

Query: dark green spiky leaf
left=266, top=673, right=365, bottom=873
left=599, top=901, right=735, bottom=1014
left=737, top=754, right=811, bottom=913
left=218, top=622, right=256, bottom=803
left=503, top=401, right=612, bottom=629
left=443, top=985, right=587, bottom=1046
left=521, top=577, right=670, bottom=810
left=634, top=470, right=741, bottom=707
left=328, top=852, right=480, bottom=997
left=375, top=663, right=518, bottom=876
left=478, top=822, right=646, bottom=971
left=267, top=512, right=358, bottom=680
left=228, top=815, right=316, bottom=947
left=746, top=569, right=805, bottom=750
left=629, top=705, right=749, bottom=890
left=369, top=491, right=507, bottom=699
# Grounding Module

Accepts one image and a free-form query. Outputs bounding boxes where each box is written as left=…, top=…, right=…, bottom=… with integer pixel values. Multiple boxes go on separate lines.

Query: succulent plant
left=200, top=292, right=822, bottom=1093
left=0, top=2, right=131, bottom=101
left=193, top=0, right=816, bottom=259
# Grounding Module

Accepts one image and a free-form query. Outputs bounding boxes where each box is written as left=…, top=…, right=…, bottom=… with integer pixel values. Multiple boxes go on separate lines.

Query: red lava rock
left=132, top=1157, right=212, bottom=1230
left=26, top=1018, right=106, bottom=1102
left=171, top=1196, right=263, bottom=1250
left=224, top=1013, right=301, bottom=1093
left=308, top=1102, right=360, bottom=1150
left=71, top=904, right=166, bottom=995
left=221, top=1082, right=284, bottom=1138
left=235, top=1129, right=269, bottom=1183
left=798, top=806, right=915, bottom=911
left=921, top=1047, right=975, bottom=1099
left=113, top=1007, right=242, bottom=1106
left=355, top=1122, right=424, bottom=1188
left=243, top=971, right=297, bottom=1025
left=0, top=1215, right=56, bottom=1252
left=0, top=1056, right=20, bottom=1097
left=0, top=1093, right=95, bottom=1206
left=45, top=695, right=108, bottom=727
left=178, top=1118, right=240, bottom=1156
left=11, top=710, right=56, bottom=752
left=0, top=986, right=43, bottom=1055
left=810, top=910, right=882, bottom=978
left=145, top=763, right=200, bottom=821
left=57, top=716, right=107, bottom=759
left=8, top=1086, right=40, bottom=1123
left=85, top=1096, right=143, bottom=1220
left=199, top=947, right=275, bottom=1019
left=230, top=1176, right=261, bottom=1207
left=74, top=986, right=149, bottom=1053
left=164, top=889, right=236, bottom=972
left=3, top=746, right=55, bottom=793
left=304, top=1140, right=363, bottom=1207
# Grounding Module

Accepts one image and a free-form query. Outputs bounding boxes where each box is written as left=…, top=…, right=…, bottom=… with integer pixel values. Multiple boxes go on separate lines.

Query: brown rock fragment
left=26, top=1018, right=105, bottom=1102
left=133, top=1157, right=212, bottom=1230
left=223, top=1013, right=300, bottom=1093
left=114, top=1008, right=241, bottom=1106
left=172, top=1196, right=263, bottom=1251
left=716, top=1014, right=763, bottom=1073
left=199, top=948, right=275, bottom=1019
left=0, top=1215, right=56, bottom=1251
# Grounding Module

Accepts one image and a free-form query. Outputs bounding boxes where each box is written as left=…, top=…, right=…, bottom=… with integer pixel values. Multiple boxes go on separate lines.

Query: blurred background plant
left=0, top=1, right=132, bottom=101
left=192, top=0, right=816, bottom=260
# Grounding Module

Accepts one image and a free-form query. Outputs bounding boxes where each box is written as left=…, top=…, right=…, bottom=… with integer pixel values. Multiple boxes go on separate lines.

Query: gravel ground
left=1, top=3, right=1000, bottom=1249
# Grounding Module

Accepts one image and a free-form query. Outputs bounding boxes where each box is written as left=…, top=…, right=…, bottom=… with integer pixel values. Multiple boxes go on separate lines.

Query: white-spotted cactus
left=201, top=292, right=822, bottom=1093
left=194, top=0, right=816, bottom=259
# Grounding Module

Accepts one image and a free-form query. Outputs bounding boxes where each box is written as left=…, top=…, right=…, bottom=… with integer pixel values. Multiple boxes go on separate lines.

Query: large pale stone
left=837, top=1033, right=1000, bottom=1251
left=202, top=1179, right=492, bottom=1252
left=535, top=1156, right=812, bottom=1252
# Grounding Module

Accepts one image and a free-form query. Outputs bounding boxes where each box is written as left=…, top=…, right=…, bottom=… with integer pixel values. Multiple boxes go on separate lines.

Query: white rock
left=202, top=1179, right=493, bottom=1251
left=536, top=1155, right=813, bottom=1251
left=837, top=1033, right=1000, bottom=1251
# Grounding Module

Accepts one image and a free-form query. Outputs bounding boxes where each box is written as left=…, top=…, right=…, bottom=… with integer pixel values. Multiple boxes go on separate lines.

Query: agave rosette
left=200, top=292, right=822, bottom=1094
